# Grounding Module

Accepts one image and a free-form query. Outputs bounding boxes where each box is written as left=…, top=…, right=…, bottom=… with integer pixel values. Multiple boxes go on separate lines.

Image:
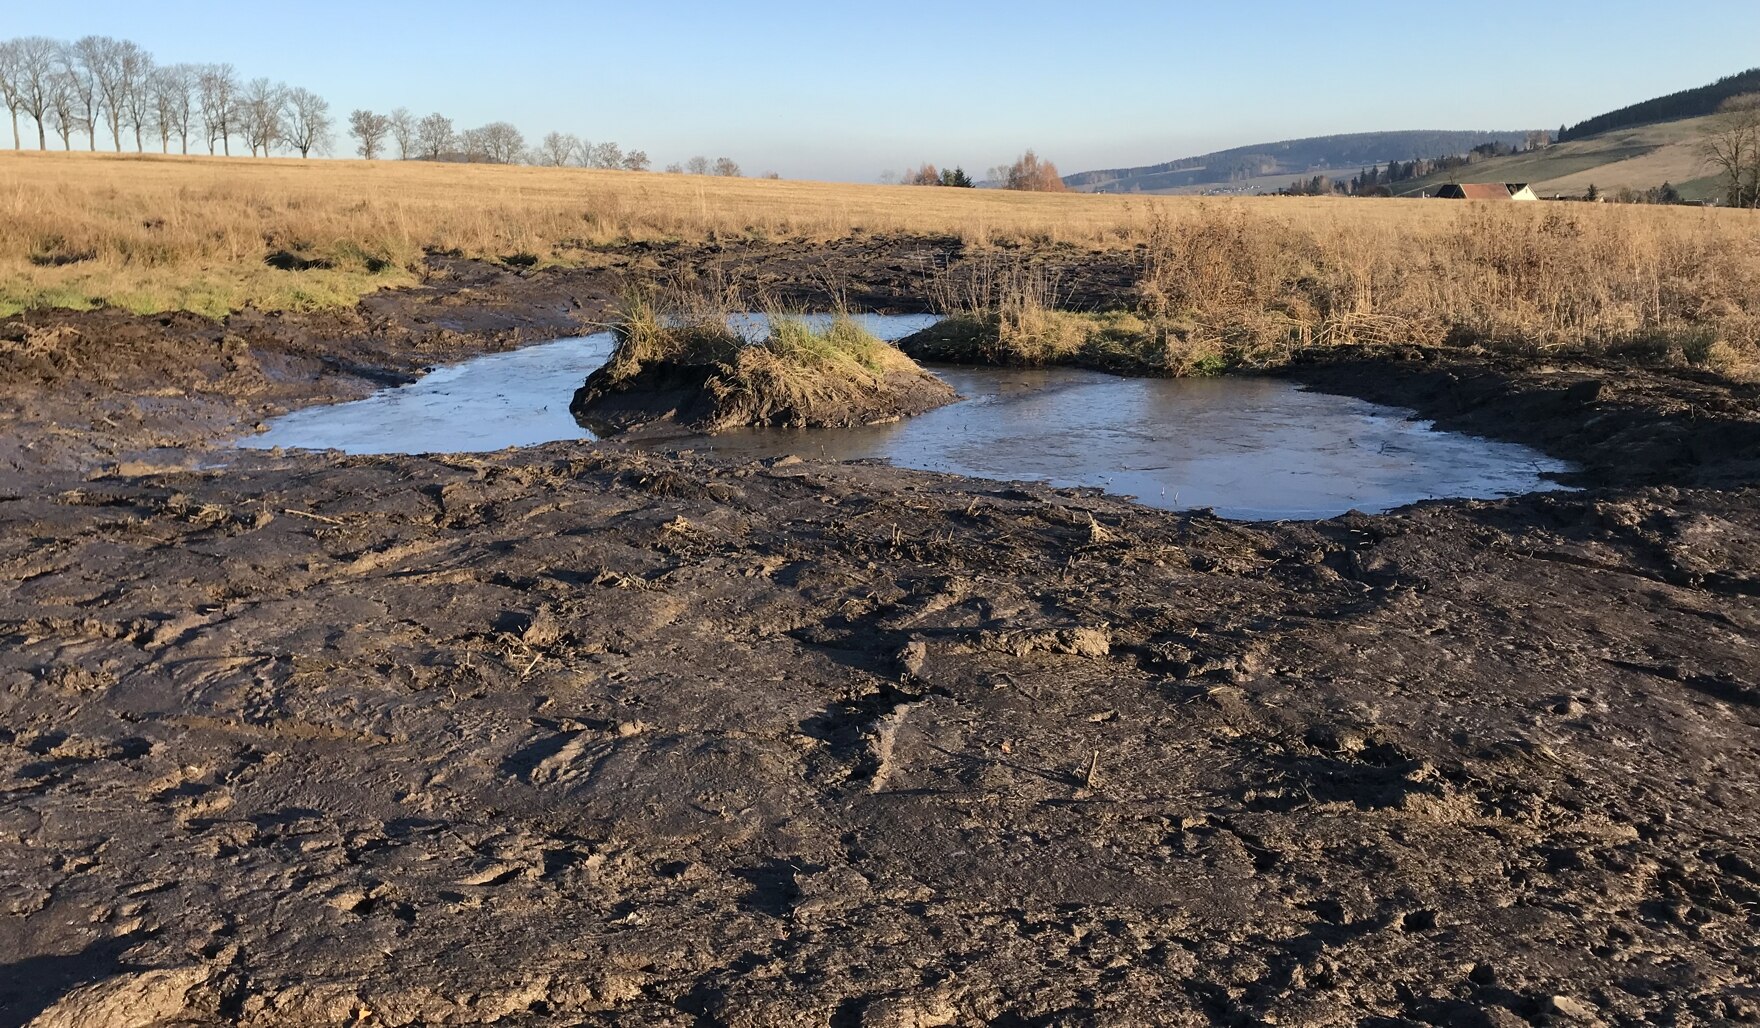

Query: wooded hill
left=1063, top=130, right=1533, bottom=194
left=1559, top=67, right=1760, bottom=141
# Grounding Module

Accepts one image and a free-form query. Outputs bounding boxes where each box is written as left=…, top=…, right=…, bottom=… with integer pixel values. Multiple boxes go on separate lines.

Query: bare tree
left=149, top=64, right=186, bottom=152
left=537, top=131, right=578, bottom=166
left=118, top=41, right=153, bottom=152
left=576, top=139, right=616, bottom=169
left=1700, top=93, right=1760, bottom=209
left=47, top=67, right=80, bottom=150
left=685, top=155, right=710, bottom=175
left=478, top=121, right=524, bottom=164
left=11, top=36, right=58, bottom=149
left=283, top=87, right=330, bottom=158
left=416, top=112, right=452, bottom=159
left=148, top=64, right=173, bottom=152
left=63, top=39, right=104, bottom=152
left=153, top=64, right=196, bottom=154
left=388, top=107, right=414, bottom=159
left=238, top=77, right=285, bottom=156
left=712, top=156, right=741, bottom=177
left=0, top=40, right=20, bottom=149
left=73, top=34, right=144, bottom=151
left=197, top=64, right=237, bottom=155
left=456, top=125, right=487, bottom=162
left=349, top=109, right=391, bottom=159
left=664, top=162, right=683, bottom=174
left=622, top=149, right=650, bottom=172
left=1002, top=149, right=1067, bottom=192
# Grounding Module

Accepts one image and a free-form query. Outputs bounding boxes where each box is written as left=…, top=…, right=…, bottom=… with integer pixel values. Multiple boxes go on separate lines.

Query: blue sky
left=8, top=1, right=1759, bottom=180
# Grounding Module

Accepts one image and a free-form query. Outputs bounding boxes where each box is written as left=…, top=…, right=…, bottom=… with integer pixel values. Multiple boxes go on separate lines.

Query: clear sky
left=8, top=0, right=1759, bottom=180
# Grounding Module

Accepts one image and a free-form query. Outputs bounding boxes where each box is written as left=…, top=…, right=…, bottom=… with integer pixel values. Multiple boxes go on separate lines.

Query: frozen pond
left=240, top=315, right=1572, bottom=520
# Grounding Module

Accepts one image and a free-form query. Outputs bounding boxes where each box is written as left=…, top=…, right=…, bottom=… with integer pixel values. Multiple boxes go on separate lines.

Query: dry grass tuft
left=910, top=201, right=1760, bottom=376
left=576, top=290, right=952, bottom=432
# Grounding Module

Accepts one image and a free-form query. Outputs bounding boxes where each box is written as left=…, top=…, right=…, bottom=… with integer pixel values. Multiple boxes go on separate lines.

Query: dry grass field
left=0, top=150, right=1206, bottom=316
left=4, top=150, right=1759, bottom=373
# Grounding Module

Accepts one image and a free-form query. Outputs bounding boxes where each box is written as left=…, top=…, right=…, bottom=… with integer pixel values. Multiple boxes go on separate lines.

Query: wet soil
left=3, top=239, right=1760, bottom=1027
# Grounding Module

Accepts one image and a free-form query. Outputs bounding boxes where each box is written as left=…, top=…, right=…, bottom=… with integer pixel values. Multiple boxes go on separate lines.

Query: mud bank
left=0, top=238, right=980, bottom=480
left=3, top=241, right=1760, bottom=1026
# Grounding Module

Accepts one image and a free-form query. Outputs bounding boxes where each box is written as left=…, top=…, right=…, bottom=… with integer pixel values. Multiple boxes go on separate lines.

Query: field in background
left=2, top=150, right=1224, bottom=316
left=2, top=151, right=1759, bottom=376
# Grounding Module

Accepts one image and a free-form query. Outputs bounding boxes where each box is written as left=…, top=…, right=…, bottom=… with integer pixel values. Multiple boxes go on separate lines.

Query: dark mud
left=3, top=240, right=1760, bottom=1027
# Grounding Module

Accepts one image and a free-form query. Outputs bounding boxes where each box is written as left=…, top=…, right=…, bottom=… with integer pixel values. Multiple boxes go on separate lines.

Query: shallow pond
left=241, top=314, right=1571, bottom=520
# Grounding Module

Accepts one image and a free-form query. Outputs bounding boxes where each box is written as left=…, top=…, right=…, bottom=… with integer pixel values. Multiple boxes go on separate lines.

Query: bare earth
left=2, top=241, right=1758, bottom=1027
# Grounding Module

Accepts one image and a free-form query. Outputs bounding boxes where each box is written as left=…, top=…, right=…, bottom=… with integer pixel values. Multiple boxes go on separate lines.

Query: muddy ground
left=2, top=240, right=1759, bottom=1027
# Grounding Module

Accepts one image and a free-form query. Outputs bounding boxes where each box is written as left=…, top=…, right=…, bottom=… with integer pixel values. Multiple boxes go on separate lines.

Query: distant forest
left=1559, top=67, right=1760, bottom=141
left=1064, top=131, right=1533, bottom=193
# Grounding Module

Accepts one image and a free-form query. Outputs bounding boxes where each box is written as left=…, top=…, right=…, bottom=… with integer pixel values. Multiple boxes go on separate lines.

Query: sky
left=7, top=1, right=1760, bottom=180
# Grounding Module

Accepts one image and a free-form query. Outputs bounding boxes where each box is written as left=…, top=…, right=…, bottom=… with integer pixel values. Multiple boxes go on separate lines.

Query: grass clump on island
left=570, top=289, right=956, bottom=434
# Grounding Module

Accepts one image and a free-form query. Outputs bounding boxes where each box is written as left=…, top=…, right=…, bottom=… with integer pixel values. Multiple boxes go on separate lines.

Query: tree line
left=1561, top=67, right=1760, bottom=142
left=900, top=163, right=974, bottom=187
left=1283, top=134, right=1553, bottom=197
left=0, top=34, right=741, bottom=174
left=883, top=150, right=1067, bottom=191
left=0, top=35, right=329, bottom=156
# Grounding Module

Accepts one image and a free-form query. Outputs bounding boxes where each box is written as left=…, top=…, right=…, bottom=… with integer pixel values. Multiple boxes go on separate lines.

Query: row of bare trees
left=530, top=132, right=648, bottom=170
left=342, top=111, right=697, bottom=170
left=0, top=34, right=708, bottom=171
left=882, top=151, right=1064, bottom=190
left=0, top=35, right=331, bottom=157
left=341, top=109, right=521, bottom=165
left=666, top=156, right=742, bottom=176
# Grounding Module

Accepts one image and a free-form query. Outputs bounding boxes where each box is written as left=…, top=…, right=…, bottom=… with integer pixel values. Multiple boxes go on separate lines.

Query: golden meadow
left=4, top=151, right=1758, bottom=373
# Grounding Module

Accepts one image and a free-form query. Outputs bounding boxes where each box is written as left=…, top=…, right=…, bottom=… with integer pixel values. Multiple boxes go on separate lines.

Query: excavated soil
left=2, top=239, right=1760, bottom=1027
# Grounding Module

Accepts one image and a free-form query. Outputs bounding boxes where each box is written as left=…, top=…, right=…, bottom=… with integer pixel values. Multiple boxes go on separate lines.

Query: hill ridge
left=1560, top=67, right=1760, bottom=142
left=1065, top=130, right=1535, bottom=194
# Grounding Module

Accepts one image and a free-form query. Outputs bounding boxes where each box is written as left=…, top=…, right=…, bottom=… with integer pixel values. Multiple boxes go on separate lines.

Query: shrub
left=1002, top=150, right=1067, bottom=192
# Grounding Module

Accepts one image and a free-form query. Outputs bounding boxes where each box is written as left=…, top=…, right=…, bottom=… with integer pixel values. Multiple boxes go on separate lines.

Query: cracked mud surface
left=2, top=240, right=1759, bottom=1026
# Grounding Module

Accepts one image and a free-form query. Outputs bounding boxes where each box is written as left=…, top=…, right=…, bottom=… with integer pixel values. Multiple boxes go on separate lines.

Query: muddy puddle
left=241, top=314, right=1571, bottom=520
